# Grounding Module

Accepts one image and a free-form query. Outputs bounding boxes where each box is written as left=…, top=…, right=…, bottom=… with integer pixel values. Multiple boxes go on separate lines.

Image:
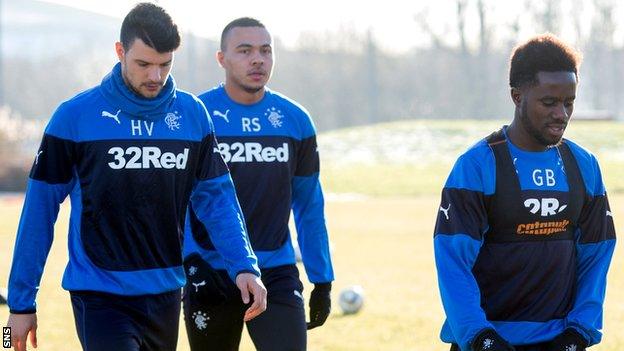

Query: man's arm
left=189, top=140, right=266, bottom=319
left=292, top=172, right=334, bottom=284
left=291, top=125, right=334, bottom=284
left=188, top=108, right=265, bottom=316
left=434, top=151, right=501, bottom=350
left=189, top=125, right=260, bottom=280
left=292, top=169, right=334, bottom=330
left=189, top=172, right=259, bottom=279
left=6, top=104, right=76, bottom=351
left=564, top=159, right=616, bottom=346
left=290, top=119, right=334, bottom=329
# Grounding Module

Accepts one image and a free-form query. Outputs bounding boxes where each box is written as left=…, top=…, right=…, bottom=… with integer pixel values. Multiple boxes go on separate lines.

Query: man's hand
left=545, top=328, right=588, bottom=351
left=235, top=273, right=267, bottom=322
left=307, top=282, right=331, bottom=330
left=471, top=329, right=515, bottom=351
left=7, top=313, right=37, bottom=351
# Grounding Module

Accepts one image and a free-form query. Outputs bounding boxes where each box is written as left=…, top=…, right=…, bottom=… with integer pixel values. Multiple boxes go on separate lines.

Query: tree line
left=0, top=0, right=622, bottom=190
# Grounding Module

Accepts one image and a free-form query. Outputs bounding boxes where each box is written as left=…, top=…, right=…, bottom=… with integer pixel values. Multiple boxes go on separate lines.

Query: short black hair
left=509, top=33, right=582, bottom=88
left=220, top=17, right=266, bottom=51
left=120, top=3, right=180, bottom=53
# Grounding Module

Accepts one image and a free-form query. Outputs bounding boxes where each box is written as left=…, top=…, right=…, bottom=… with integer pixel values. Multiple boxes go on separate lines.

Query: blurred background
left=1, top=0, right=624, bottom=189
left=1, top=0, right=623, bottom=350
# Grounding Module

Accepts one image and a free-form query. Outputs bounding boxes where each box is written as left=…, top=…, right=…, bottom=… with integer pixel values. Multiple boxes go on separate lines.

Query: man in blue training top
left=434, top=34, right=616, bottom=351
left=5, top=4, right=266, bottom=351
left=182, top=17, right=335, bottom=351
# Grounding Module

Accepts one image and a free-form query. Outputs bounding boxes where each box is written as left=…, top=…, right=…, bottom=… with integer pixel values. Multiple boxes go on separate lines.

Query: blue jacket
left=7, top=63, right=259, bottom=314
left=434, top=127, right=616, bottom=350
left=184, top=85, right=334, bottom=284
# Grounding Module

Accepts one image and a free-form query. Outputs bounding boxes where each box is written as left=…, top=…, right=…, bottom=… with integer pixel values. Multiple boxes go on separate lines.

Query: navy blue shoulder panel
left=434, top=188, right=488, bottom=241
left=30, top=134, right=76, bottom=184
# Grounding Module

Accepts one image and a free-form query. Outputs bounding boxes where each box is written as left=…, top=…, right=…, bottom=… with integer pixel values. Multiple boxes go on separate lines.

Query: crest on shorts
left=192, top=310, right=209, bottom=330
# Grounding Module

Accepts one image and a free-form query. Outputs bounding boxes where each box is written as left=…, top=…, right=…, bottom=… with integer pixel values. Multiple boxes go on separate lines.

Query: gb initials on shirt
left=131, top=120, right=155, bottom=136
left=532, top=169, right=556, bottom=187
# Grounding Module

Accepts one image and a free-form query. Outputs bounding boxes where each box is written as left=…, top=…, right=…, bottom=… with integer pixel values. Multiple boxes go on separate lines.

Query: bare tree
left=476, top=0, right=490, bottom=55
left=585, top=0, right=618, bottom=115
left=527, top=0, right=563, bottom=33
left=414, top=6, right=448, bottom=49
left=456, top=0, right=469, bottom=55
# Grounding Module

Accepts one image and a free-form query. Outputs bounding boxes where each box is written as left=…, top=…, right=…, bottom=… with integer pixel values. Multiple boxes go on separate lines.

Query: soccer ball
left=338, top=285, right=364, bottom=314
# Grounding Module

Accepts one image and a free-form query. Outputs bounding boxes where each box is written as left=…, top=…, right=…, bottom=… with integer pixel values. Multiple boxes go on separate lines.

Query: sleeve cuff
left=9, top=308, right=36, bottom=314
left=313, top=282, right=332, bottom=293
left=566, top=324, right=591, bottom=346
left=236, top=269, right=260, bottom=278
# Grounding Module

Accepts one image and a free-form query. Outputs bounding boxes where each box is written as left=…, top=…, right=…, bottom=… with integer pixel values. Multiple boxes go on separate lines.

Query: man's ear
left=216, top=50, right=225, bottom=68
left=510, top=87, right=523, bottom=107
left=115, top=42, right=125, bottom=61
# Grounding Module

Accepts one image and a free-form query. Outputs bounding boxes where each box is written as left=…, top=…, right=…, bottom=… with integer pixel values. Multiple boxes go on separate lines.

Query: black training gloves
left=183, top=253, right=228, bottom=304
left=306, top=282, right=331, bottom=330
left=471, top=329, right=515, bottom=351
left=545, top=328, right=588, bottom=351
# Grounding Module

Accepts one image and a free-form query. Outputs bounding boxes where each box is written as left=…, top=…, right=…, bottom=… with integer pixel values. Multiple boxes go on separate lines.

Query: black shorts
left=451, top=342, right=549, bottom=351
left=70, top=289, right=181, bottom=351
left=182, top=263, right=306, bottom=351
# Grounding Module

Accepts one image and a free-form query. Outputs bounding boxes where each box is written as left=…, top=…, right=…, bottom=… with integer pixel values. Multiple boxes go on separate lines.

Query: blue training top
left=184, top=85, right=334, bottom=284
left=7, top=63, right=259, bottom=314
left=434, top=127, right=616, bottom=350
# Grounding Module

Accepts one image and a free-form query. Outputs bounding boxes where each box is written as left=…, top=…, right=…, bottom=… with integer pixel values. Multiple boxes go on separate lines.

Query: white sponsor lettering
left=108, top=147, right=188, bottom=169
left=218, top=142, right=288, bottom=163
left=524, top=197, right=567, bottom=217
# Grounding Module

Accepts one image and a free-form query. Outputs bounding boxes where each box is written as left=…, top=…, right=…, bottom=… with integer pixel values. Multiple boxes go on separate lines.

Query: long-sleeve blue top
left=7, top=63, right=259, bottom=314
left=184, top=85, right=334, bottom=284
left=434, top=129, right=616, bottom=350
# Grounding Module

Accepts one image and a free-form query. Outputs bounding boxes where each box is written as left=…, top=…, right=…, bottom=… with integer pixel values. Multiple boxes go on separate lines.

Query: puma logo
left=101, top=109, right=121, bottom=124
left=35, top=150, right=43, bottom=164
left=213, top=109, right=230, bottom=123
left=192, top=280, right=206, bottom=293
left=439, top=204, right=451, bottom=220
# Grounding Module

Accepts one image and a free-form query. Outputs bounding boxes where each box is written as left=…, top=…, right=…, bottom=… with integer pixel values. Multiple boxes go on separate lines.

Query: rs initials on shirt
left=131, top=120, right=155, bottom=136
left=242, top=118, right=261, bottom=132
left=532, top=169, right=556, bottom=187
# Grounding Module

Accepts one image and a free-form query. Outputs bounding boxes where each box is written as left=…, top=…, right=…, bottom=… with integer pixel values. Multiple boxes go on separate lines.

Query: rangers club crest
left=265, top=107, right=284, bottom=128
left=165, top=111, right=182, bottom=131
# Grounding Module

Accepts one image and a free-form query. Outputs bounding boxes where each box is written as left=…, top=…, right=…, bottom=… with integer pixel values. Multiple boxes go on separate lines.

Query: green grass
left=1, top=119, right=623, bottom=350
left=320, top=119, right=624, bottom=196
left=1, top=195, right=624, bottom=350
left=321, top=163, right=451, bottom=197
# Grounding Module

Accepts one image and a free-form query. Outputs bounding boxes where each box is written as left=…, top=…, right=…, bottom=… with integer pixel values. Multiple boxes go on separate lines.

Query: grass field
left=1, top=119, right=623, bottom=350
left=320, top=119, right=624, bottom=196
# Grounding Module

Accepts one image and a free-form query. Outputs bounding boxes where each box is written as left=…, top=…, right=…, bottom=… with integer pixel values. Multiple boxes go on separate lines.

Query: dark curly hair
left=509, top=33, right=582, bottom=88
